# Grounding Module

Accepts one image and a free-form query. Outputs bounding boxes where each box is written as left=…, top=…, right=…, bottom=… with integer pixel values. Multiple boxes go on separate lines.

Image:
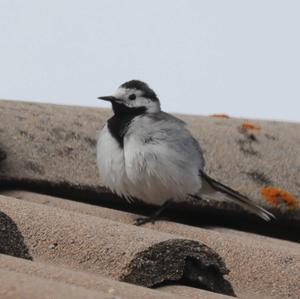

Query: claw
left=134, top=216, right=156, bottom=226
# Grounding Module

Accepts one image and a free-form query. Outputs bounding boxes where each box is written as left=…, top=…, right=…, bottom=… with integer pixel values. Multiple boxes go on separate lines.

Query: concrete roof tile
left=1, top=190, right=300, bottom=298
left=0, top=194, right=233, bottom=296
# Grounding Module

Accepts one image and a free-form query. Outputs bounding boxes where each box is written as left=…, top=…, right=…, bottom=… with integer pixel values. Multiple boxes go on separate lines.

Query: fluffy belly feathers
left=97, top=125, right=201, bottom=205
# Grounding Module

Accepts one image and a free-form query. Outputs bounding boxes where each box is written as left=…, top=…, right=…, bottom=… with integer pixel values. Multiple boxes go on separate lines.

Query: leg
left=188, top=194, right=203, bottom=202
left=135, top=200, right=173, bottom=226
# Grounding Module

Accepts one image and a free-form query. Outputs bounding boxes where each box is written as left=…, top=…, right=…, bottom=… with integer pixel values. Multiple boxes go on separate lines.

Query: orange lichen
left=241, top=122, right=261, bottom=131
left=210, top=114, right=230, bottom=119
left=261, top=186, right=299, bottom=209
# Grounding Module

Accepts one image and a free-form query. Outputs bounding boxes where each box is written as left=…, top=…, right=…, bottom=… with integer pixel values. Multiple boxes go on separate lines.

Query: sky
left=0, top=1, right=299, bottom=122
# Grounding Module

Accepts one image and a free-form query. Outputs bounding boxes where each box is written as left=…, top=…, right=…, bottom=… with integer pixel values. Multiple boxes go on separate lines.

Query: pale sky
left=0, top=1, right=299, bottom=122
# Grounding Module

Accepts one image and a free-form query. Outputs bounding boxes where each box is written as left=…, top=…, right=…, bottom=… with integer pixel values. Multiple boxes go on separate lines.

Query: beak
left=97, top=96, right=118, bottom=102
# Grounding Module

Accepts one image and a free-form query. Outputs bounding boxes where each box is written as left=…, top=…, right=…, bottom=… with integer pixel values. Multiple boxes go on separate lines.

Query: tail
left=200, top=170, right=275, bottom=221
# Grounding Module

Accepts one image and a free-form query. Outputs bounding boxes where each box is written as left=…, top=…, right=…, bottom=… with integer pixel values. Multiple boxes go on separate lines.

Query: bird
left=96, top=80, right=274, bottom=225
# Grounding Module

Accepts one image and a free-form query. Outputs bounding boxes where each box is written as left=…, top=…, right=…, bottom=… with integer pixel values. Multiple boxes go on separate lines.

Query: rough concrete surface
left=0, top=100, right=300, bottom=298
left=2, top=254, right=225, bottom=299
left=3, top=190, right=299, bottom=299
left=0, top=194, right=233, bottom=296
left=0, top=269, right=115, bottom=299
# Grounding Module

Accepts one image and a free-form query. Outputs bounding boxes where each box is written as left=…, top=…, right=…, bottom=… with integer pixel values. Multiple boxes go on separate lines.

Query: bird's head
left=98, top=80, right=161, bottom=115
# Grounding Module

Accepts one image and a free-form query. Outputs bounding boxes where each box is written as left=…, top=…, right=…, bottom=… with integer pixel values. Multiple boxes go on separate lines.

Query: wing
left=123, top=112, right=205, bottom=198
left=146, top=112, right=205, bottom=166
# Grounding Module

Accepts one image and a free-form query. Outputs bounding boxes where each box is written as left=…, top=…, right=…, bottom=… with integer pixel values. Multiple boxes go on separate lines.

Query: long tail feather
left=200, top=170, right=275, bottom=221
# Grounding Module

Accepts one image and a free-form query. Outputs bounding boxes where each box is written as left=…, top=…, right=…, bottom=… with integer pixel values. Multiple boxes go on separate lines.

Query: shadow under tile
left=0, top=178, right=299, bottom=243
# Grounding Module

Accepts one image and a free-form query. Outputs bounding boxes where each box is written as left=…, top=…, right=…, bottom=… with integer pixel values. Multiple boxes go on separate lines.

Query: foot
left=134, top=216, right=158, bottom=226
left=134, top=199, right=173, bottom=226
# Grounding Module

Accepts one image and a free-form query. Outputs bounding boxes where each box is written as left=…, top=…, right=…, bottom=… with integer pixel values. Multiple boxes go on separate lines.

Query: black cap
left=120, top=80, right=158, bottom=101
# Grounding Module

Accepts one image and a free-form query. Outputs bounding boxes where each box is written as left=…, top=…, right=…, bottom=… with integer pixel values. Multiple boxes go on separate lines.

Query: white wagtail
left=97, top=80, right=274, bottom=225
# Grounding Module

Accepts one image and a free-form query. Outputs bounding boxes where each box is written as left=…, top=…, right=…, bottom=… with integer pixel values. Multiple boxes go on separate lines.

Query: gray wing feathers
left=147, top=111, right=186, bottom=125
left=124, top=112, right=204, bottom=203
left=146, top=112, right=205, bottom=168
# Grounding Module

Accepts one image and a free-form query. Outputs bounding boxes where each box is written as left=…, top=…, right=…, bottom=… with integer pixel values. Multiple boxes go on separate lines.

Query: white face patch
left=113, top=87, right=161, bottom=113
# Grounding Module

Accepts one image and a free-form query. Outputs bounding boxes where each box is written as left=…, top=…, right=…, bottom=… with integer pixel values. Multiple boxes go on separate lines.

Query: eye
left=128, top=94, right=136, bottom=100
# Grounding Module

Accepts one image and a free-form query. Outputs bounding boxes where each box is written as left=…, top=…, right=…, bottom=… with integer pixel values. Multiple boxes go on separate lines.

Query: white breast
left=97, top=124, right=132, bottom=199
